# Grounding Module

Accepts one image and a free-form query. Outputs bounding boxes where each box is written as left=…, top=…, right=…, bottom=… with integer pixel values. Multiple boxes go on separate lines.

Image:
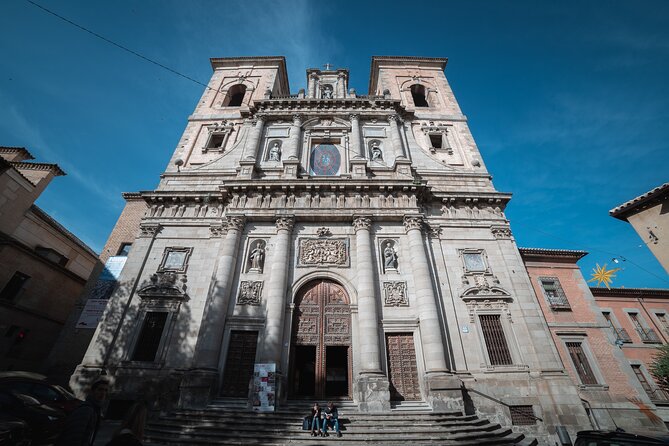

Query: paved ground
left=93, top=420, right=122, bottom=445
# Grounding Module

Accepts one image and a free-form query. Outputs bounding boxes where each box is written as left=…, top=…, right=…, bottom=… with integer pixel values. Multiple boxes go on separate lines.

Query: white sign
left=252, top=363, right=276, bottom=412
left=99, top=256, right=127, bottom=281
left=76, top=299, right=109, bottom=329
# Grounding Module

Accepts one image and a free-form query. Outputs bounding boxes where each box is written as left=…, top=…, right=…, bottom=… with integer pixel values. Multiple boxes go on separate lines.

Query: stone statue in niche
left=268, top=142, right=281, bottom=161
left=371, top=142, right=383, bottom=161
left=248, top=241, right=266, bottom=272
left=383, top=241, right=398, bottom=271
left=322, top=84, right=333, bottom=99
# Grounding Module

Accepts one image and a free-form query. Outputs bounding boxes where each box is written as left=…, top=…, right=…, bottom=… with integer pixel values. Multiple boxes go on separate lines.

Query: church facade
left=74, top=56, right=635, bottom=440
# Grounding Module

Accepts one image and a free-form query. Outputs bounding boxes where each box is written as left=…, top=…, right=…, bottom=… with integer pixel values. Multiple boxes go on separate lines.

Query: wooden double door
left=290, top=280, right=351, bottom=398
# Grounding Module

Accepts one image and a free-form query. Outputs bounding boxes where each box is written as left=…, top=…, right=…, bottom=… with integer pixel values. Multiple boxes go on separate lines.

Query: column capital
left=252, top=115, right=267, bottom=125
left=387, top=114, right=400, bottom=123
left=209, top=224, right=226, bottom=238
left=349, top=113, right=360, bottom=121
left=352, top=216, right=372, bottom=232
left=276, top=216, right=295, bottom=232
left=403, top=215, right=424, bottom=233
left=138, top=223, right=162, bottom=238
left=292, top=114, right=303, bottom=124
left=225, top=215, right=246, bottom=231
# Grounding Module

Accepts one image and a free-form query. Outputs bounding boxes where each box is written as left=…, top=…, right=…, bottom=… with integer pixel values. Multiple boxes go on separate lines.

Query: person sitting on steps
left=323, top=401, right=342, bottom=437
left=310, top=402, right=323, bottom=437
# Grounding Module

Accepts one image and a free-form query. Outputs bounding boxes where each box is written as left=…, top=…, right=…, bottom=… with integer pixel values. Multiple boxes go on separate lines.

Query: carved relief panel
left=297, top=238, right=349, bottom=267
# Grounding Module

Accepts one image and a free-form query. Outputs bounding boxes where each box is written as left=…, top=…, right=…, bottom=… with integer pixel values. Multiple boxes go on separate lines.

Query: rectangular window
left=630, top=313, right=662, bottom=343
left=429, top=134, right=442, bottom=148
left=539, top=277, right=570, bottom=310
left=0, top=272, right=30, bottom=302
left=117, top=243, right=132, bottom=257
left=479, top=314, right=513, bottom=366
left=131, top=312, right=168, bottom=362
left=509, top=405, right=536, bottom=425
left=632, top=365, right=655, bottom=398
left=657, top=313, right=669, bottom=333
left=603, top=312, right=632, bottom=343
left=35, top=247, right=68, bottom=266
left=566, top=342, right=598, bottom=385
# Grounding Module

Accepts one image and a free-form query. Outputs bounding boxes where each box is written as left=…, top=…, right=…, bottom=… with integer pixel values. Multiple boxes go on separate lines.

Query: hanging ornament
left=587, top=263, right=621, bottom=289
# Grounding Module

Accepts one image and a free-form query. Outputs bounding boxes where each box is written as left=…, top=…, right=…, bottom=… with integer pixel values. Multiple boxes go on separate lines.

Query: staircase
left=145, top=398, right=537, bottom=446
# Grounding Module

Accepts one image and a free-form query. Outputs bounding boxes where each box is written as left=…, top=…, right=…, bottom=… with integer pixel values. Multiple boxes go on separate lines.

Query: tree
left=650, top=344, right=669, bottom=394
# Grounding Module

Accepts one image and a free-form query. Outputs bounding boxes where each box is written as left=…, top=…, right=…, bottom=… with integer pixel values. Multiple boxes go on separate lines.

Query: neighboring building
left=74, top=56, right=605, bottom=443
left=44, top=192, right=147, bottom=385
left=520, top=247, right=666, bottom=430
left=610, top=183, right=669, bottom=275
left=0, top=146, right=97, bottom=372
left=591, top=286, right=669, bottom=416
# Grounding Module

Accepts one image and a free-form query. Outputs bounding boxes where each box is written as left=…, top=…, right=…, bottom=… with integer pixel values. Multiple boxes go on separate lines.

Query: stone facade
left=74, top=56, right=598, bottom=443
left=0, top=147, right=98, bottom=373
left=520, top=248, right=667, bottom=432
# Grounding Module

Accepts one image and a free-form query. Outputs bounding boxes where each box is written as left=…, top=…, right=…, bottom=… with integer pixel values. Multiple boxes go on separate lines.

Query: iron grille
left=509, top=405, right=536, bottom=425
left=566, top=342, right=598, bottom=385
left=539, top=278, right=571, bottom=310
left=613, top=327, right=633, bottom=343
left=637, top=327, right=662, bottom=344
left=479, top=314, right=513, bottom=366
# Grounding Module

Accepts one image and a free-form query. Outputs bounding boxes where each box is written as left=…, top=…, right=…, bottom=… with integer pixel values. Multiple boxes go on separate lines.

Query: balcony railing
left=637, top=327, right=662, bottom=344
left=613, top=327, right=633, bottom=344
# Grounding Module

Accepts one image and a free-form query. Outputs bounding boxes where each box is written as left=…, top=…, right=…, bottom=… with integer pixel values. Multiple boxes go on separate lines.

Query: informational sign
left=252, top=363, right=276, bottom=412
left=99, top=256, right=127, bottom=281
left=76, top=299, right=109, bottom=328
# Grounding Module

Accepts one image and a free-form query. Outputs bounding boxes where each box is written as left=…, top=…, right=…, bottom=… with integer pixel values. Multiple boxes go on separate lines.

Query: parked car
left=0, top=390, right=65, bottom=444
left=0, top=372, right=82, bottom=414
left=0, top=418, right=31, bottom=446
left=576, top=430, right=669, bottom=445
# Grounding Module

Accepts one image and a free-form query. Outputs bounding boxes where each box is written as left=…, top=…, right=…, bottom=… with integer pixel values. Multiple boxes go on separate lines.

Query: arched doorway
left=290, top=279, right=351, bottom=399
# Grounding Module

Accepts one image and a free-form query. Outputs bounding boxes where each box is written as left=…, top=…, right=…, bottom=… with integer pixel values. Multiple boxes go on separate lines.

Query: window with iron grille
left=539, top=277, right=570, bottom=310
left=131, top=311, right=168, bottom=362
left=629, top=312, right=662, bottom=344
left=0, top=272, right=30, bottom=302
left=566, top=342, right=598, bottom=385
left=509, top=405, right=536, bottom=425
left=603, top=312, right=632, bottom=343
left=479, top=314, right=513, bottom=366
left=632, top=364, right=656, bottom=399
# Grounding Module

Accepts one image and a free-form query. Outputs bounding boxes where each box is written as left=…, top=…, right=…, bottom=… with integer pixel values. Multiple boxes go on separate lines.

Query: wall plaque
left=298, top=238, right=349, bottom=267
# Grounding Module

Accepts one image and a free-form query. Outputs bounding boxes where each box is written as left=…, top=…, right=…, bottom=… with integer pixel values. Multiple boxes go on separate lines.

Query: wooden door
left=291, top=280, right=351, bottom=398
left=386, top=333, right=421, bottom=401
left=221, top=330, right=258, bottom=397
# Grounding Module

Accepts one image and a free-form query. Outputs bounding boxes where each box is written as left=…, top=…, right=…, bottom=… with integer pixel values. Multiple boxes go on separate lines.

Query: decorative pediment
left=138, top=272, right=188, bottom=300
left=461, top=285, right=511, bottom=300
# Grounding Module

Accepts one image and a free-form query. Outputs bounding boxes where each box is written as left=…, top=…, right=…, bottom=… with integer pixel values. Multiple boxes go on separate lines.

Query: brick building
left=0, top=146, right=97, bottom=372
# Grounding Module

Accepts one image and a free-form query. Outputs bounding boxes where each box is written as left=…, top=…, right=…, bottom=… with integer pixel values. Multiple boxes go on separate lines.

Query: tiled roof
left=610, top=182, right=669, bottom=220
left=0, top=146, right=35, bottom=161
left=10, top=161, right=66, bottom=176
left=30, top=205, right=98, bottom=258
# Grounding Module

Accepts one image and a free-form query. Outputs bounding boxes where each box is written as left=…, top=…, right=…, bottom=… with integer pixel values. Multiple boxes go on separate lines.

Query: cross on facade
left=323, top=63, right=333, bottom=70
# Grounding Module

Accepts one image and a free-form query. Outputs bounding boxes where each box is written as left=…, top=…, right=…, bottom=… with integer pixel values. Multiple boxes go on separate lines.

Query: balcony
left=637, top=327, right=662, bottom=344
left=613, top=327, right=632, bottom=344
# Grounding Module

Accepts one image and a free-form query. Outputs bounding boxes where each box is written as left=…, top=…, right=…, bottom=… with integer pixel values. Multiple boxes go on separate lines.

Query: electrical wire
left=24, top=0, right=215, bottom=91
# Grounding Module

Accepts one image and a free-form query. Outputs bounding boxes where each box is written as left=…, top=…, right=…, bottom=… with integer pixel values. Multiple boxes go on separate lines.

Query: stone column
left=285, top=114, right=302, bottom=160
left=308, top=73, right=318, bottom=98
left=337, top=72, right=347, bottom=98
left=260, top=216, right=294, bottom=366
left=404, top=215, right=448, bottom=373
left=388, top=114, right=407, bottom=160
left=352, top=216, right=390, bottom=412
left=349, top=114, right=363, bottom=158
left=353, top=216, right=383, bottom=373
left=179, top=216, right=245, bottom=408
left=244, top=115, right=266, bottom=159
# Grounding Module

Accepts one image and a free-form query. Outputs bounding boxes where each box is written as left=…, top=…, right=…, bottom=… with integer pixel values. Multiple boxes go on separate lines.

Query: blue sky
left=1, top=0, right=667, bottom=288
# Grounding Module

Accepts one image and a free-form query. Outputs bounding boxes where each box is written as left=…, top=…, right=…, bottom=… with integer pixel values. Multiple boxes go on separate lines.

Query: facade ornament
left=139, top=223, right=162, bottom=238
left=225, top=216, right=246, bottom=231
left=352, top=216, right=372, bottom=232
left=268, top=142, right=282, bottom=161
left=237, top=281, right=263, bottom=305
left=466, top=299, right=512, bottom=323
left=491, top=226, right=513, bottom=240
left=138, top=271, right=187, bottom=299
left=209, top=224, right=226, bottom=238
left=370, top=142, right=383, bottom=161
left=316, top=227, right=332, bottom=237
left=383, top=281, right=408, bottom=306
left=429, top=225, right=443, bottom=238
left=276, top=216, right=295, bottom=232
left=248, top=240, right=266, bottom=272
left=403, top=215, right=424, bottom=232
left=349, top=113, right=359, bottom=121
left=387, top=114, right=399, bottom=123
left=292, top=114, right=303, bottom=124
left=298, top=238, right=348, bottom=266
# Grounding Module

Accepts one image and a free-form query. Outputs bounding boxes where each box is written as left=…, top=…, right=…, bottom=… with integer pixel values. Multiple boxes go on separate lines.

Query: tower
left=74, top=56, right=592, bottom=440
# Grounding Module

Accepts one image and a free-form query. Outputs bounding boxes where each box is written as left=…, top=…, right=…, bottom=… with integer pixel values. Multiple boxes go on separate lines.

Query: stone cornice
left=0, top=146, right=35, bottom=161
left=251, top=97, right=407, bottom=117
left=609, top=182, right=669, bottom=220
left=519, top=247, right=589, bottom=262
left=10, top=161, right=66, bottom=176
left=590, top=287, right=669, bottom=299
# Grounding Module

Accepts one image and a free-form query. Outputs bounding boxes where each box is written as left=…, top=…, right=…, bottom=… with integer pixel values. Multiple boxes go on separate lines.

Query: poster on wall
left=75, top=299, right=109, bottom=328
left=252, top=363, right=276, bottom=412
left=76, top=256, right=127, bottom=329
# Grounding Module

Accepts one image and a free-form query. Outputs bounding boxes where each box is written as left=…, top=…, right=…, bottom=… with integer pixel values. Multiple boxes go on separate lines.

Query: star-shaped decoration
left=587, top=263, right=621, bottom=289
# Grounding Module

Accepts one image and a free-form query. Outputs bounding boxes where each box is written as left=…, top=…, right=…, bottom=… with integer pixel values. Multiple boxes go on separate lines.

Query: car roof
left=578, top=430, right=669, bottom=443
left=0, top=371, right=47, bottom=381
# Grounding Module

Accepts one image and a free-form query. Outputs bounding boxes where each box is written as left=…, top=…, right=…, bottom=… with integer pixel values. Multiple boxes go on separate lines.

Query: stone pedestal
left=237, top=158, right=256, bottom=179
left=355, top=374, right=391, bottom=412
left=425, top=374, right=465, bottom=412
left=350, top=158, right=369, bottom=179
left=283, top=158, right=299, bottom=179
left=179, top=369, right=218, bottom=409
